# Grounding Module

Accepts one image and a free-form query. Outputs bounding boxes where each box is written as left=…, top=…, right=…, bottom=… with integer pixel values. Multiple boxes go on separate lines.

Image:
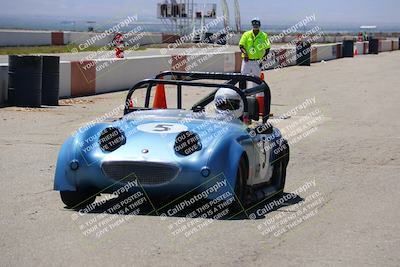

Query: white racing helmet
left=214, top=88, right=244, bottom=119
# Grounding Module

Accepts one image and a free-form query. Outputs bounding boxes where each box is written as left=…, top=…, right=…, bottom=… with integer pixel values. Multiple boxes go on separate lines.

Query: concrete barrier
left=59, top=62, right=71, bottom=98
left=1, top=40, right=400, bottom=102
left=0, top=30, right=52, bottom=46
left=0, top=30, right=164, bottom=47
left=0, top=64, right=8, bottom=105
left=392, top=39, right=399, bottom=50
left=263, top=50, right=279, bottom=70
left=95, top=55, right=171, bottom=94
left=227, top=34, right=241, bottom=45
left=2, top=29, right=400, bottom=47
left=285, top=48, right=297, bottom=66
left=223, top=53, right=236, bottom=72
left=379, top=40, right=393, bottom=52
left=187, top=53, right=225, bottom=72
left=306, top=43, right=338, bottom=63
left=311, top=47, right=318, bottom=63
left=65, top=32, right=112, bottom=48
left=162, top=34, right=181, bottom=43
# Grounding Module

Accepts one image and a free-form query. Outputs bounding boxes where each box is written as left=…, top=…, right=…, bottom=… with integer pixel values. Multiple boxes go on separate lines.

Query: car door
left=251, top=133, right=274, bottom=185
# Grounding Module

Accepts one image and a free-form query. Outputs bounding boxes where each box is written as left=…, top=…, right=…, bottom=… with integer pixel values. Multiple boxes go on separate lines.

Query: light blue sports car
left=54, top=71, right=289, bottom=210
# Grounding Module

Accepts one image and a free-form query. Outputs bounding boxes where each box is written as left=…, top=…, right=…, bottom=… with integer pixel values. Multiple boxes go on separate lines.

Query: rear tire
left=60, top=191, right=96, bottom=209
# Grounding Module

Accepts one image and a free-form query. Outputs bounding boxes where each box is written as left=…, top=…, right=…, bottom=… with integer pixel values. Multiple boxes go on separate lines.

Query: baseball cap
left=251, top=17, right=261, bottom=27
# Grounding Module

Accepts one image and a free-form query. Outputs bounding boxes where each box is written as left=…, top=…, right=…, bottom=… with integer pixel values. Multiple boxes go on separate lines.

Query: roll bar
left=124, top=79, right=248, bottom=115
left=125, top=71, right=271, bottom=122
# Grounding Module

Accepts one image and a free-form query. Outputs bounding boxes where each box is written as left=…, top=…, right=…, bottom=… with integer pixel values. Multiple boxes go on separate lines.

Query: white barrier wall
left=59, top=62, right=71, bottom=98
left=308, top=43, right=342, bottom=63
left=0, top=64, right=8, bottom=104
left=0, top=30, right=52, bottom=46
left=64, top=32, right=164, bottom=48
left=313, top=44, right=337, bottom=62
left=188, top=52, right=226, bottom=72
left=0, top=30, right=163, bottom=47
left=95, top=55, right=171, bottom=94
left=65, top=32, right=113, bottom=47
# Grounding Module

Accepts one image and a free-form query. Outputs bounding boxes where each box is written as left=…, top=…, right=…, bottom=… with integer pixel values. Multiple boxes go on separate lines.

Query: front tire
left=232, top=157, right=248, bottom=213
left=273, top=141, right=290, bottom=197
left=60, top=191, right=96, bottom=209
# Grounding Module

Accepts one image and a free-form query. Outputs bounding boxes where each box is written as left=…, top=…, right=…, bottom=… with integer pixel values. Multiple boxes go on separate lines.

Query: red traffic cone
left=257, top=72, right=265, bottom=117
left=260, top=72, right=265, bottom=81
left=153, top=77, right=167, bottom=109
left=115, top=47, right=124, bottom=58
left=128, top=99, right=134, bottom=109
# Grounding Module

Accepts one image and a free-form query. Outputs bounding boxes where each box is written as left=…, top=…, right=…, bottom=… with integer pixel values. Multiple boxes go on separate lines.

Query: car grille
left=101, top=161, right=179, bottom=186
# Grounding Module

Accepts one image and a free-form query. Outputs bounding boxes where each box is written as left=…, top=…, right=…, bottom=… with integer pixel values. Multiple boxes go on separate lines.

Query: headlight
left=174, top=131, right=202, bottom=156
left=99, top=127, right=126, bottom=152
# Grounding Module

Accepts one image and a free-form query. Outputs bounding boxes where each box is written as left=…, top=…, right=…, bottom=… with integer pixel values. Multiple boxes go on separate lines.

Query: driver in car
left=214, top=88, right=244, bottom=121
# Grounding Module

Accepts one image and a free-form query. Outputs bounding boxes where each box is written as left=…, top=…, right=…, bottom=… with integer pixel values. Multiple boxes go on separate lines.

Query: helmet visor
left=216, top=99, right=241, bottom=111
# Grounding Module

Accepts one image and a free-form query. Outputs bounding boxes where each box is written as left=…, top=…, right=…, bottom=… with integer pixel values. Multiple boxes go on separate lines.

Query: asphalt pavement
left=0, top=51, right=399, bottom=266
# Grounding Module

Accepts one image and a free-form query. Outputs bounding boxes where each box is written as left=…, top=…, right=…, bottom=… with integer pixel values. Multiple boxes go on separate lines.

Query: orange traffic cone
left=153, top=77, right=167, bottom=109
left=256, top=72, right=265, bottom=118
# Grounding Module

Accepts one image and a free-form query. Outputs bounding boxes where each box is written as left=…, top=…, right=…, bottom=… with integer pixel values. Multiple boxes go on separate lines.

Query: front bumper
left=57, top=159, right=233, bottom=201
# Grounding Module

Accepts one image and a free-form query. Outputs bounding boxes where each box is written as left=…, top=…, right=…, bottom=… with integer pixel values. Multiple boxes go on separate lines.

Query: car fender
left=205, top=133, right=248, bottom=198
left=54, top=137, right=79, bottom=191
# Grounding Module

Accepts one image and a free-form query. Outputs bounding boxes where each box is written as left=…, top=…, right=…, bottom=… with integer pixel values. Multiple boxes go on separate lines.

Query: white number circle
left=137, top=123, right=188, bottom=134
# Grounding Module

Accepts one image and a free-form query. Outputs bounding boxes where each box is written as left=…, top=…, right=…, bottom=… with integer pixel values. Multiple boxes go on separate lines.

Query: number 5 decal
left=153, top=124, right=173, bottom=132
left=137, top=123, right=188, bottom=134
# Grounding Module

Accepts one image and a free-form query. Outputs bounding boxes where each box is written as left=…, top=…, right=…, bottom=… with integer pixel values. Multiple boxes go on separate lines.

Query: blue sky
left=0, top=0, right=399, bottom=25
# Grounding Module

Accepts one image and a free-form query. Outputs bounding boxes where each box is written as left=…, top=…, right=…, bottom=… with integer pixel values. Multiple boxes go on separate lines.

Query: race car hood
left=75, top=109, right=246, bottom=166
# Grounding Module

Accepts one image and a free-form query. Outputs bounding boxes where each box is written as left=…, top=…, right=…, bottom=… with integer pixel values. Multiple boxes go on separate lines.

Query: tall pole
left=220, top=0, right=230, bottom=30
left=234, top=0, right=241, bottom=33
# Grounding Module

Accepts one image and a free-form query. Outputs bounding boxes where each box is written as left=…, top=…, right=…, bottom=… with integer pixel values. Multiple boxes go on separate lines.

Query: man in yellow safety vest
left=239, top=17, right=271, bottom=78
